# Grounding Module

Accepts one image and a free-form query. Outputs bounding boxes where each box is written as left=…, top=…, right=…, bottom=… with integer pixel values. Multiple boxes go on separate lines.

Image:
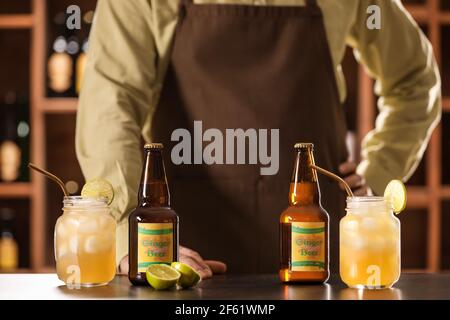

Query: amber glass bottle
left=279, top=143, right=329, bottom=283
left=128, top=143, right=179, bottom=285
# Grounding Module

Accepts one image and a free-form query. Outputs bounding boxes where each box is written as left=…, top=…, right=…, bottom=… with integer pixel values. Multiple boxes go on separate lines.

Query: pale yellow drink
left=340, top=197, right=400, bottom=289
left=55, top=197, right=116, bottom=287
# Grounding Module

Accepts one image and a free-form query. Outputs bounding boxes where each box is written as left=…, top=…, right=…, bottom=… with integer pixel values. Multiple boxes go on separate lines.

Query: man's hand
left=179, top=246, right=227, bottom=279
left=339, top=161, right=372, bottom=196
left=118, top=255, right=129, bottom=275
left=117, top=246, right=227, bottom=279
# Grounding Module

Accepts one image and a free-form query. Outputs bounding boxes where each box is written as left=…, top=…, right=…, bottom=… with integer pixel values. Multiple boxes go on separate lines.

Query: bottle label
left=291, top=222, right=326, bottom=271
left=137, top=223, right=173, bottom=273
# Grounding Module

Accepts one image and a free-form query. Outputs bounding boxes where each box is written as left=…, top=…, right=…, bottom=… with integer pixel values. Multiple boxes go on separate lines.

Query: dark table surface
left=1, top=273, right=449, bottom=300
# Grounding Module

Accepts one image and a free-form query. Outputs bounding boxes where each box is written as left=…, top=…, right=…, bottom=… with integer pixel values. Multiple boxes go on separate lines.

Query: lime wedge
left=384, top=179, right=407, bottom=214
left=81, top=178, right=114, bottom=205
left=171, top=262, right=201, bottom=288
left=146, top=264, right=180, bottom=290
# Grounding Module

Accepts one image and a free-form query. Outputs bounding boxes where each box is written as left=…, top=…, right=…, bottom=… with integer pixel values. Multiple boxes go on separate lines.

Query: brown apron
left=151, top=0, right=348, bottom=273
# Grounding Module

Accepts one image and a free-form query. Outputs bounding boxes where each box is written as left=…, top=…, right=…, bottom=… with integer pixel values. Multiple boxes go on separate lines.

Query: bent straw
left=28, top=163, right=69, bottom=197
left=310, top=164, right=354, bottom=198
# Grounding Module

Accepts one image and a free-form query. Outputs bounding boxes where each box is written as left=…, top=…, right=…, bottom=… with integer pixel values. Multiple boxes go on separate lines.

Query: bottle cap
left=144, top=143, right=164, bottom=150
left=294, top=142, right=314, bottom=149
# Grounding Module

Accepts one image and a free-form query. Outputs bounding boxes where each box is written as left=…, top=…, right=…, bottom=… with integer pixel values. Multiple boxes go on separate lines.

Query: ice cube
left=56, top=222, right=66, bottom=239
left=348, top=263, right=359, bottom=279
left=64, top=217, right=80, bottom=230
left=69, top=236, right=78, bottom=254
left=84, top=235, right=101, bottom=253
left=343, top=220, right=359, bottom=233
left=98, top=214, right=115, bottom=230
left=350, top=236, right=367, bottom=250
left=341, top=230, right=366, bottom=250
left=57, top=243, right=68, bottom=259
left=370, top=235, right=387, bottom=249
left=385, top=234, right=399, bottom=249
left=387, top=219, right=399, bottom=233
left=84, top=235, right=113, bottom=253
left=361, top=217, right=380, bottom=231
left=57, top=217, right=78, bottom=238
left=78, top=217, right=99, bottom=234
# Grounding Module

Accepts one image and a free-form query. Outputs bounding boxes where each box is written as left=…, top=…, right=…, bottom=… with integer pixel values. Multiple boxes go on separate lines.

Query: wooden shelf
left=440, top=12, right=450, bottom=24
left=406, top=186, right=429, bottom=208
left=405, top=4, right=429, bottom=23
left=443, top=97, right=450, bottom=112
left=0, top=14, right=33, bottom=29
left=441, top=186, right=450, bottom=199
left=40, top=98, right=78, bottom=113
left=0, top=183, right=32, bottom=198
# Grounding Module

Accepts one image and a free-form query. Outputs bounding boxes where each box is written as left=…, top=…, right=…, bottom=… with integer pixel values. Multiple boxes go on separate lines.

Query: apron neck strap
left=305, top=0, right=318, bottom=7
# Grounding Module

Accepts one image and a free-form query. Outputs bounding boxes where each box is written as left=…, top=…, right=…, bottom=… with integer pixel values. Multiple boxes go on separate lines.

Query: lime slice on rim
left=81, top=178, right=114, bottom=205
left=171, top=262, right=201, bottom=288
left=384, top=179, right=407, bottom=214
left=146, top=264, right=180, bottom=290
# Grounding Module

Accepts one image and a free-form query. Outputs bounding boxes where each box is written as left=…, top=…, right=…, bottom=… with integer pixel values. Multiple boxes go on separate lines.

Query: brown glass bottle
left=279, top=143, right=329, bottom=283
left=128, top=143, right=179, bottom=285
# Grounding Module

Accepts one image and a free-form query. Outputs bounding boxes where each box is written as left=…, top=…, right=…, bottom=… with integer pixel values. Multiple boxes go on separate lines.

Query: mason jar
left=54, top=196, right=116, bottom=287
left=340, top=197, right=400, bottom=289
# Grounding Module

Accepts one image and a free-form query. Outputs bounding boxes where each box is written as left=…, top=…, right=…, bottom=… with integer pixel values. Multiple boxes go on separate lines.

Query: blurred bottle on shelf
left=76, top=10, right=94, bottom=95
left=47, top=12, right=75, bottom=97
left=0, top=92, right=30, bottom=182
left=0, top=92, right=21, bottom=183
left=0, top=208, right=19, bottom=271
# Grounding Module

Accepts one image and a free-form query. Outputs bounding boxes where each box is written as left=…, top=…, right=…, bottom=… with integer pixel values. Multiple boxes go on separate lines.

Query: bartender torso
left=76, top=0, right=441, bottom=277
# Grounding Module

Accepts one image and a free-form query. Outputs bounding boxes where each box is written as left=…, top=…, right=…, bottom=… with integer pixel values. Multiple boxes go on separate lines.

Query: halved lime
left=384, top=179, right=407, bottom=214
left=81, top=178, right=114, bottom=205
left=146, top=264, right=180, bottom=290
left=171, top=262, right=201, bottom=288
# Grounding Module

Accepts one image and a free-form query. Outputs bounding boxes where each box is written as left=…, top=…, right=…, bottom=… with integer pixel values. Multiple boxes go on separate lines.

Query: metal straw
left=310, top=164, right=354, bottom=198
left=28, top=163, right=69, bottom=196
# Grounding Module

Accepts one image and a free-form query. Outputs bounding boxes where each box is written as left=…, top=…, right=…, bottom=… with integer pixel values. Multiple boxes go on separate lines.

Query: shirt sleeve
left=347, top=0, right=442, bottom=195
left=75, top=0, right=158, bottom=266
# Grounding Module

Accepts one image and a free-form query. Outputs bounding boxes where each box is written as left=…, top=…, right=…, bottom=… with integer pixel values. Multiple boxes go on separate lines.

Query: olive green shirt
left=75, top=0, right=442, bottom=265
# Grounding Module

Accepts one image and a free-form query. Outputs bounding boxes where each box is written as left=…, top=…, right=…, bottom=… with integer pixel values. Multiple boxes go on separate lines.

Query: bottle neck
left=138, top=150, right=170, bottom=207
left=289, top=148, right=321, bottom=206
